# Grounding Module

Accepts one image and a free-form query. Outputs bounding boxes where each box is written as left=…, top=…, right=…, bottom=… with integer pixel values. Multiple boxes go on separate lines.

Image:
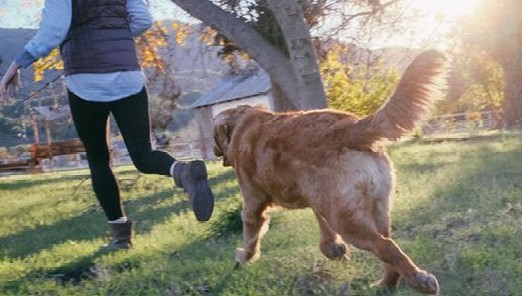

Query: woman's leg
left=111, top=88, right=214, bottom=221
left=110, top=87, right=174, bottom=175
left=68, top=90, right=125, bottom=221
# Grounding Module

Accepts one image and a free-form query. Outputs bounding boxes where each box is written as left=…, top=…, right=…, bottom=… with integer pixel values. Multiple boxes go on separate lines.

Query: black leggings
left=68, top=87, right=175, bottom=221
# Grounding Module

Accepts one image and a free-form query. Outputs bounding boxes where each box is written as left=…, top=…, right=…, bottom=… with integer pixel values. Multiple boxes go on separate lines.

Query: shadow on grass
left=0, top=165, right=242, bottom=294
left=0, top=189, right=179, bottom=259
left=0, top=165, right=239, bottom=259
left=1, top=245, right=148, bottom=294
left=0, top=193, right=184, bottom=293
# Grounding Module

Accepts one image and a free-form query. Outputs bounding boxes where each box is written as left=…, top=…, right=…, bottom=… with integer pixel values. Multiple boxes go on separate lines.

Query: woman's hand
left=0, top=61, right=21, bottom=102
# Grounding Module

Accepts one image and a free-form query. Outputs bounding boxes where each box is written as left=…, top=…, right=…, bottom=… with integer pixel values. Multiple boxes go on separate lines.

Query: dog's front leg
left=236, top=198, right=270, bottom=265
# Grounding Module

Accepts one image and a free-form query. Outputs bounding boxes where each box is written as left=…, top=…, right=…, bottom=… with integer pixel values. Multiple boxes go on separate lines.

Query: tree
left=169, top=0, right=402, bottom=111
left=136, top=21, right=185, bottom=142
left=441, top=50, right=504, bottom=117
left=320, top=44, right=398, bottom=116
left=460, top=0, right=522, bottom=127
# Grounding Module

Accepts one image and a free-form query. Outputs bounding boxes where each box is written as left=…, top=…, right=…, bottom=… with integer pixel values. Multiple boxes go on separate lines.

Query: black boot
left=107, top=220, right=133, bottom=250
left=173, top=160, right=215, bottom=221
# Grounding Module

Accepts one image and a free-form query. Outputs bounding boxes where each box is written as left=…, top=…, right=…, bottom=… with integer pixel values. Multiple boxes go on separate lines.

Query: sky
left=0, top=0, right=43, bottom=28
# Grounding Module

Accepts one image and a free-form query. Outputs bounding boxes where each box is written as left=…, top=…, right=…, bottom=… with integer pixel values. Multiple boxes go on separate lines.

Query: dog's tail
left=339, top=50, right=448, bottom=147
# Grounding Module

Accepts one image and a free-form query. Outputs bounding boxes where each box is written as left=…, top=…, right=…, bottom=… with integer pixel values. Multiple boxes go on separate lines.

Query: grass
left=0, top=131, right=521, bottom=296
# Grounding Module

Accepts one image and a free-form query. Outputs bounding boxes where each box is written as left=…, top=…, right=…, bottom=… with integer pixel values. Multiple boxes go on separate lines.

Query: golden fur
left=213, top=50, right=447, bottom=295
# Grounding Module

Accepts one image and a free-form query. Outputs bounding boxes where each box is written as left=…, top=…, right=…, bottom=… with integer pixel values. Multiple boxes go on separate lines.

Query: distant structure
left=190, top=69, right=273, bottom=159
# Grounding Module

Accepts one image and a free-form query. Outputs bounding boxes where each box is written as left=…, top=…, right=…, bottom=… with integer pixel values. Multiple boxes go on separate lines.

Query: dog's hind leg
left=334, top=215, right=439, bottom=295
left=236, top=197, right=271, bottom=265
left=314, top=211, right=350, bottom=261
left=371, top=198, right=401, bottom=291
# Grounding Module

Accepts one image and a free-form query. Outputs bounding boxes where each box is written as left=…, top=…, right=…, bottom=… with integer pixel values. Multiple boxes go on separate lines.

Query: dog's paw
left=235, top=247, right=260, bottom=264
left=321, top=241, right=350, bottom=261
left=405, top=271, right=439, bottom=295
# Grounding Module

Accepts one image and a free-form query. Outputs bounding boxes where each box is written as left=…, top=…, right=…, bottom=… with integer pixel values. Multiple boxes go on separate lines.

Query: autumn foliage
left=320, top=45, right=399, bottom=116
left=33, top=49, right=63, bottom=82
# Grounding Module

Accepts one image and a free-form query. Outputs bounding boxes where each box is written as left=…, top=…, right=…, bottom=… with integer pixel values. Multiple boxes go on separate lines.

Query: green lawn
left=1, top=131, right=521, bottom=296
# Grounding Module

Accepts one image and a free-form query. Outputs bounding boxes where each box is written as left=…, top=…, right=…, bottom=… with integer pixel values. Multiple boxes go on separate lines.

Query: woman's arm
left=18, top=0, right=72, bottom=68
left=127, top=0, right=153, bottom=37
left=2, top=0, right=71, bottom=100
left=0, top=61, right=21, bottom=101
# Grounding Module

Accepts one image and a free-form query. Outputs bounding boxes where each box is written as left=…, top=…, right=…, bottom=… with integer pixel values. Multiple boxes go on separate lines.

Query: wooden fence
left=0, top=140, right=85, bottom=174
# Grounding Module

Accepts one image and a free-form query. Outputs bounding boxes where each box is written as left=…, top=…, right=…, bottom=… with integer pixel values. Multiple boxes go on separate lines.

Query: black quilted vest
left=60, top=0, right=141, bottom=75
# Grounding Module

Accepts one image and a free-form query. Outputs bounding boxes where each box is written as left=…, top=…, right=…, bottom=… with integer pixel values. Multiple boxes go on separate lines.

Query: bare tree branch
left=171, top=0, right=302, bottom=105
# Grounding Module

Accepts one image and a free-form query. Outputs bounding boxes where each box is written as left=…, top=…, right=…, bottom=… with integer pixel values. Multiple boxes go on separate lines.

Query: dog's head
left=212, top=105, right=259, bottom=166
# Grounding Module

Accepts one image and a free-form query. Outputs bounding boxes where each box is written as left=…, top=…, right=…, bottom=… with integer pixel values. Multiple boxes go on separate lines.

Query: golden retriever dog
left=213, top=50, right=447, bottom=295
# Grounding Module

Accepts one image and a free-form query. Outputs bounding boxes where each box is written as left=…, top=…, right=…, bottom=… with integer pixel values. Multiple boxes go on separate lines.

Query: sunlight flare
left=412, top=0, right=484, bottom=19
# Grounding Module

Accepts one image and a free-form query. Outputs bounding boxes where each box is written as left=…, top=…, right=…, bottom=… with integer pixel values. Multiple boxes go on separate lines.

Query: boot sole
left=188, top=160, right=215, bottom=221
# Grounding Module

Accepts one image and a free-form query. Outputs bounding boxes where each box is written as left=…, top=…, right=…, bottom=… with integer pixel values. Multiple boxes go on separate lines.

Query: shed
left=190, top=69, right=273, bottom=159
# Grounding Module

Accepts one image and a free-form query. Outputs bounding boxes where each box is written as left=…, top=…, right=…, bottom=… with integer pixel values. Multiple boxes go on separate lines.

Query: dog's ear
left=213, top=122, right=232, bottom=166
left=213, top=105, right=257, bottom=166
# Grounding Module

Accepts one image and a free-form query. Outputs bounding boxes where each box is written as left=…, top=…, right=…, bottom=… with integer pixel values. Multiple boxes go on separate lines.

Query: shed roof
left=190, top=70, right=271, bottom=108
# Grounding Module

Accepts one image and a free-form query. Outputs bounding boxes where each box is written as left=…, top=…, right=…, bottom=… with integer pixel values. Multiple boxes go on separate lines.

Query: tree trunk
left=171, top=0, right=328, bottom=110
left=265, top=0, right=327, bottom=110
left=172, top=0, right=301, bottom=107
left=501, top=58, right=522, bottom=128
left=483, top=2, right=522, bottom=128
left=270, top=78, right=297, bottom=111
